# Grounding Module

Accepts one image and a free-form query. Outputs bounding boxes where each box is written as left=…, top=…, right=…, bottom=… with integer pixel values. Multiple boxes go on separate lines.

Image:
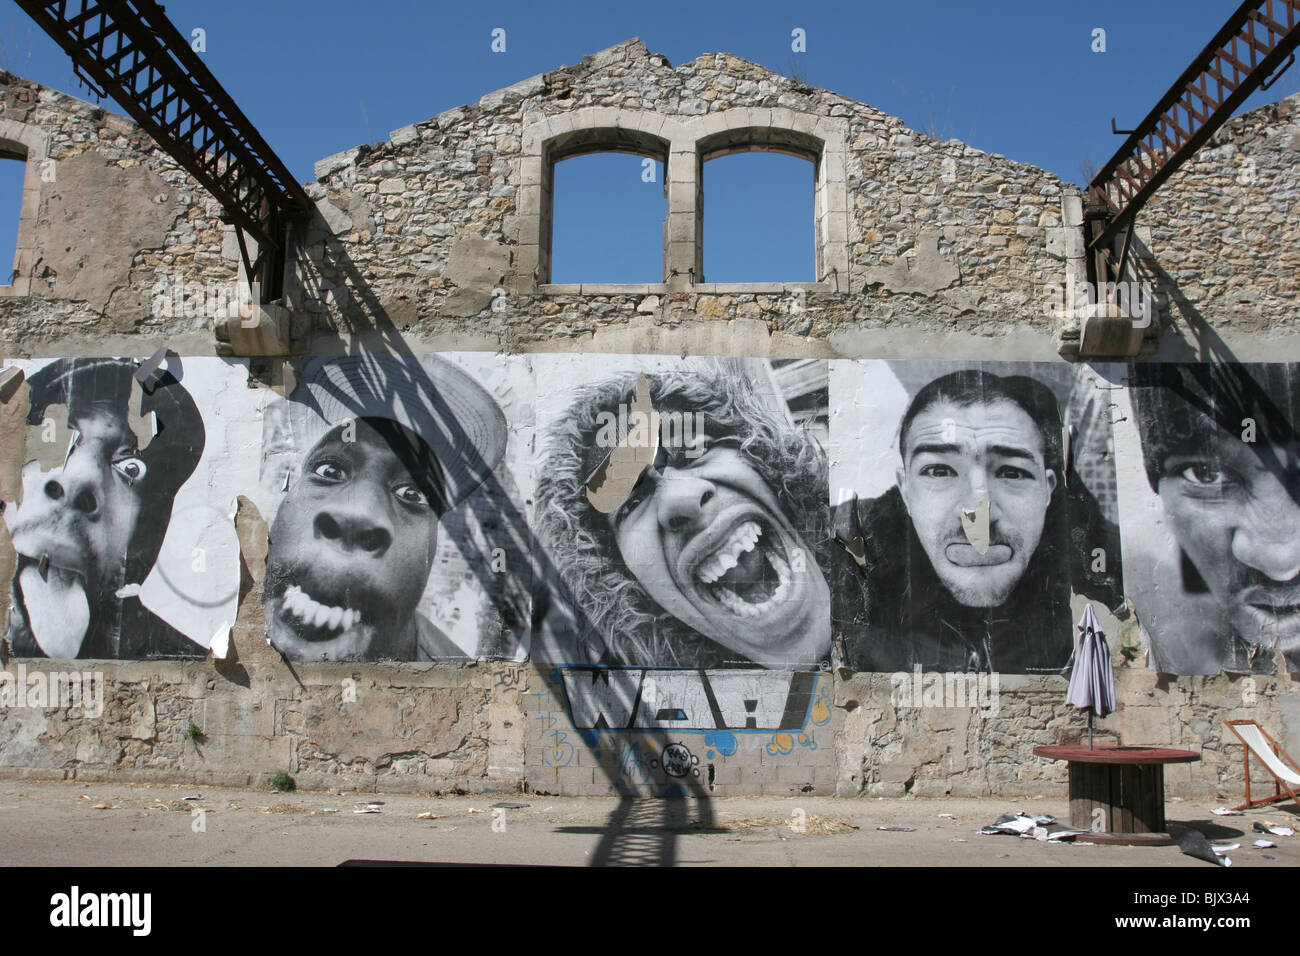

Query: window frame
left=0, top=119, right=51, bottom=297
left=515, top=107, right=849, bottom=295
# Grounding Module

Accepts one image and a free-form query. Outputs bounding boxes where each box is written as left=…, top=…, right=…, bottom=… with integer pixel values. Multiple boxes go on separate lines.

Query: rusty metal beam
left=1088, top=0, right=1300, bottom=256
left=14, top=0, right=310, bottom=251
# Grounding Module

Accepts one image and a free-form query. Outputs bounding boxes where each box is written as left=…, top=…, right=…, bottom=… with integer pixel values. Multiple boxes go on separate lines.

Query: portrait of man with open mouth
left=260, top=355, right=509, bottom=662
left=533, top=357, right=834, bottom=670
left=4, top=357, right=207, bottom=659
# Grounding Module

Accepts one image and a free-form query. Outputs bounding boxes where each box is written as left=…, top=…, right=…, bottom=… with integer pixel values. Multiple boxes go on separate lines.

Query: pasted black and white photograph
left=531, top=355, right=835, bottom=670
left=1116, top=362, right=1300, bottom=676
left=3, top=356, right=250, bottom=659
left=828, top=360, right=1122, bottom=675
left=257, top=353, right=532, bottom=663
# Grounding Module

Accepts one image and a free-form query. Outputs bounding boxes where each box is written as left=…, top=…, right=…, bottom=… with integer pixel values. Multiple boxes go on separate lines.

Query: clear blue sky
left=0, top=0, right=1295, bottom=285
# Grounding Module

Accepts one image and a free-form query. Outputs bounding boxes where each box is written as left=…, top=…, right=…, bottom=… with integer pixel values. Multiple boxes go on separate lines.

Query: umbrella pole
left=1088, top=711, right=1094, bottom=750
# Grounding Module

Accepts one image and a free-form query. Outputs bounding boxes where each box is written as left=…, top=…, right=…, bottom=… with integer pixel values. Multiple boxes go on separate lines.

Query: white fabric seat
left=1236, top=723, right=1300, bottom=785
left=1225, top=719, right=1300, bottom=811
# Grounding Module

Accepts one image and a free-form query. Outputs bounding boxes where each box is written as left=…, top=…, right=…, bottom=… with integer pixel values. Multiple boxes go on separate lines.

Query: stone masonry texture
left=0, top=39, right=1296, bottom=800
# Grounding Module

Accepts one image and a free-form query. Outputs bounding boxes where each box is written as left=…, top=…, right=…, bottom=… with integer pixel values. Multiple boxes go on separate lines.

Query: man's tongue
left=946, top=543, right=1013, bottom=567
left=19, top=565, right=90, bottom=658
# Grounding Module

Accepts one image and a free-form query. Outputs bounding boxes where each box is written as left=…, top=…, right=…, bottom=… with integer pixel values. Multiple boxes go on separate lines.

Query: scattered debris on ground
left=1254, top=821, right=1294, bottom=837
left=1168, top=823, right=1231, bottom=867
left=149, top=799, right=193, bottom=812
left=979, top=812, right=1054, bottom=836
left=695, top=815, right=859, bottom=835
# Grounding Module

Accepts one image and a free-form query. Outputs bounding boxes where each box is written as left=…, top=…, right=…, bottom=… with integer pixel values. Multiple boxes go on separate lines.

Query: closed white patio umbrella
left=1066, top=604, right=1116, bottom=749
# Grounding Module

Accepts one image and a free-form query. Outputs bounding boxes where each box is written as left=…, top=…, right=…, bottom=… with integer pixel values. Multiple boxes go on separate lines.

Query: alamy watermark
left=593, top=404, right=706, bottom=458
left=0, top=664, right=105, bottom=718
left=49, top=886, right=150, bottom=936
left=150, top=274, right=263, bottom=326
left=1043, top=276, right=1155, bottom=327
left=890, top=665, right=1000, bottom=716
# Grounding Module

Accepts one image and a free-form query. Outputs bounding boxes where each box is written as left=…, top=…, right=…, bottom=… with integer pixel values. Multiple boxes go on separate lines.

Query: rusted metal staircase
left=1085, top=0, right=1300, bottom=294
left=14, top=0, right=311, bottom=297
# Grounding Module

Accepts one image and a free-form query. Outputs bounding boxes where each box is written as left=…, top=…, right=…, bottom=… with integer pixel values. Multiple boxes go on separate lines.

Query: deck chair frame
left=1224, top=719, right=1300, bottom=812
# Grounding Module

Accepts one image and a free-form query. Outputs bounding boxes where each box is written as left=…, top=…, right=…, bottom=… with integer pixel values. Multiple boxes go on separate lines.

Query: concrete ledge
left=71, top=767, right=215, bottom=785
left=0, top=766, right=68, bottom=781
left=538, top=283, right=668, bottom=295
left=692, top=282, right=827, bottom=294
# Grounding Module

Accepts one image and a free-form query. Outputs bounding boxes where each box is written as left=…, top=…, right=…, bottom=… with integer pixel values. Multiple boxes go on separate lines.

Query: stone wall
left=294, top=38, right=1075, bottom=354
left=0, top=42, right=1297, bottom=802
left=1140, top=91, right=1300, bottom=347
left=3, top=655, right=1291, bottom=800
left=0, top=72, right=244, bottom=357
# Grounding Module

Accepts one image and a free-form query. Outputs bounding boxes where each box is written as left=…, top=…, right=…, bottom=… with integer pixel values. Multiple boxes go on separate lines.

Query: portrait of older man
left=534, top=361, right=834, bottom=670
left=261, top=355, right=508, bottom=662
left=834, top=367, right=1120, bottom=675
left=4, top=358, right=206, bottom=659
left=1129, top=362, right=1300, bottom=674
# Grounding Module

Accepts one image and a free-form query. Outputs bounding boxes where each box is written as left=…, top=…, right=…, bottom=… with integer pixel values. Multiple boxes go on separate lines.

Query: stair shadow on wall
left=297, top=242, right=718, bottom=861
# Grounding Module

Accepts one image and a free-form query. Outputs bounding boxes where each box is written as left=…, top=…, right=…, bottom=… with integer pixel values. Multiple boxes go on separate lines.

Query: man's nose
left=965, top=464, right=989, bottom=504
left=42, top=458, right=103, bottom=518
left=654, top=472, right=715, bottom=533
left=313, top=502, right=394, bottom=556
left=1230, top=493, right=1300, bottom=582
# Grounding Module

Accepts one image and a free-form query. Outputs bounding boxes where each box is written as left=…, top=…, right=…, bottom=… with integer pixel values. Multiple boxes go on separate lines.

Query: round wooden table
left=1033, top=745, right=1201, bottom=846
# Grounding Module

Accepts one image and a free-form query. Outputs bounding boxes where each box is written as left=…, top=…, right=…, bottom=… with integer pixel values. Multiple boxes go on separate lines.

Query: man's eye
left=995, top=466, right=1034, bottom=480
left=918, top=463, right=957, bottom=478
left=1180, top=462, right=1224, bottom=486
left=393, top=483, right=430, bottom=507
left=112, top=457, right=147, bottom=482
left=310, top=461, right=347, bottom=482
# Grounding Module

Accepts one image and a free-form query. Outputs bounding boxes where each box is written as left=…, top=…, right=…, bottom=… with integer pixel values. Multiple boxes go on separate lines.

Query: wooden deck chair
left=1224, top=719, right=1300, bottom=812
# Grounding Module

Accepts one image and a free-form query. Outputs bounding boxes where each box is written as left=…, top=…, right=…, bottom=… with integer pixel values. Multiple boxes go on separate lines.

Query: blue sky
left=0, top=0, right=1295, bottom=285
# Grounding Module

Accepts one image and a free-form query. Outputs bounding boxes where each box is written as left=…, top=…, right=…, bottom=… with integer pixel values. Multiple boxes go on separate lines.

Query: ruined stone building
left=0, top=38, right=1296, bottom=800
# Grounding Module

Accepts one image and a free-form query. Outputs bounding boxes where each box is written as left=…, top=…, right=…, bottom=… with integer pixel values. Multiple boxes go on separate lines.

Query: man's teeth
left=280, top=584, right=361, bottom=632
left=697, top=520, right=762, bottom=585
left=715, top=551, right=792, bottom=618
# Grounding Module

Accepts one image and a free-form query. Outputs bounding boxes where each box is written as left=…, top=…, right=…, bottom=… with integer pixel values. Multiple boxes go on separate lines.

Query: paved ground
left=0, top=779, right=1294, bottom=866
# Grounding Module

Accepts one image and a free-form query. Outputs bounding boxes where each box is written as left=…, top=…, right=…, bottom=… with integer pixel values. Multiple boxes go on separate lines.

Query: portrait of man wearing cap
left=5, top=358, right=207, bottom=659
left=261, top=354, right=508, bottom=662
left=533, top=360, right=834, bottom=669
